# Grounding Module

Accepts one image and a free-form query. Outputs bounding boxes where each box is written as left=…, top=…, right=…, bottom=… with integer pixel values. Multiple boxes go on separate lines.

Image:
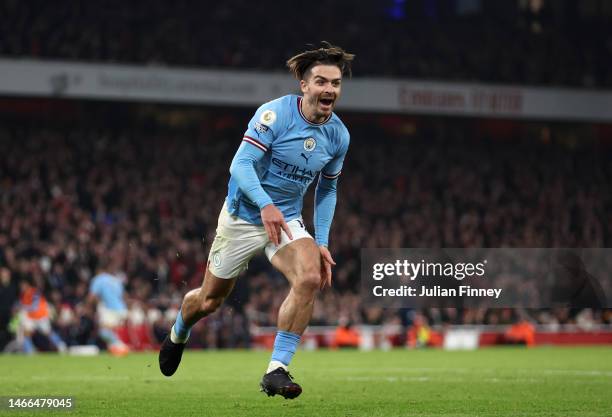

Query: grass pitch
left=1, top=347, right=611, bottom=417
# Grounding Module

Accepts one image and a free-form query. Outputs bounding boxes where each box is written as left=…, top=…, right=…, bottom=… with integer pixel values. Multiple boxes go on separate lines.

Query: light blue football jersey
left=226, top=94, right=350, bottom=225
left=90, top=273, right=127, bottom=312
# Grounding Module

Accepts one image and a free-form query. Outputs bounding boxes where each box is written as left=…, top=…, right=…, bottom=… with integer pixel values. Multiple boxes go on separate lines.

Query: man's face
left=300, top=64, right=343, bottom=118
left=0, top=268, right=9, bottom=286
left=19, top=280, right=30, bottom=293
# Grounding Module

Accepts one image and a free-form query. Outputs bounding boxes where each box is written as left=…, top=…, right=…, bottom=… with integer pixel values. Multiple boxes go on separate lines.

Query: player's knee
left=295, top=267, right=320, bottom=294
left=200, top=296, right=224, bottom=315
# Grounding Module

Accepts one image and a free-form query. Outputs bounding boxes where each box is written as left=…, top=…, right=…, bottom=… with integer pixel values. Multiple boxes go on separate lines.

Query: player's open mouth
left=319, top=98, right=334, bottom=108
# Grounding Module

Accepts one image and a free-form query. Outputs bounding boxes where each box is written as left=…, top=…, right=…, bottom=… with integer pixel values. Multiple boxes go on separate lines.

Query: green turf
left=0, top=347, right=611, bottom=416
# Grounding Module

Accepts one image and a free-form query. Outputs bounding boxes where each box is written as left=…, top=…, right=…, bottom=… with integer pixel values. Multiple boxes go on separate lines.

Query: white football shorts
left=20, top=312, right=52, bottom=334
left=208, top=202, right=313, bottom=279
left=98, top=304, right=128, bottom=328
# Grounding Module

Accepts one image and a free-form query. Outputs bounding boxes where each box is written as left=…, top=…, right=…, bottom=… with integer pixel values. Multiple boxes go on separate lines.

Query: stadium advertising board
left=1, top=58, right=612, bottom=121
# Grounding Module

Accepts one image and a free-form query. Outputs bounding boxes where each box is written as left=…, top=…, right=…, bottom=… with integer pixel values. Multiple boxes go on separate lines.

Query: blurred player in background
left=88, top=257, right=130, bottom=356
left=18, top=276, right=66, bottom=354
left=159, top=42, right=354, bottom=399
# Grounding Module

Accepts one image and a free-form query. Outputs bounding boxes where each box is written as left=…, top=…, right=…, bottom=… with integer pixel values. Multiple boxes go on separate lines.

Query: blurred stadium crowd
left=0, top=109, right=610, bottom=351
left=1, top=0, right=611, bottom=352
left=1, top=0, right=611, bottom=87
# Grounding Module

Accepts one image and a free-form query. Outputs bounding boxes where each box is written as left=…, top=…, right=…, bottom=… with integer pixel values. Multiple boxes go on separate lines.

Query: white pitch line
left=324, top=367, right=612, bottom=377
left=339, top=375, right=605, bottom=384
left=344, top=376, right=431, bottom=382
left=30, top=375, right=130, bottom=381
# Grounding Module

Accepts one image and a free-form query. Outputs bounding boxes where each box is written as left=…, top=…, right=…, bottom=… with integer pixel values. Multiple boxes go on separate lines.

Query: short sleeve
left=90, top=276, right=101, bottom=296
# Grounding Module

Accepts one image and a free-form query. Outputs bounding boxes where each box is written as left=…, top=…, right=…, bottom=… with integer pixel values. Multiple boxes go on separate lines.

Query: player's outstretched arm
left=314, top=175, right=339, bottom=289
left=314, top=174, right=338, bottom=247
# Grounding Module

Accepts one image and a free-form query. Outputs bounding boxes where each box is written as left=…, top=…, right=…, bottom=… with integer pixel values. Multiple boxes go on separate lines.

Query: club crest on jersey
left=260, top=110, right=277, bottom=126
left=303, top=137, right=316, bottom=152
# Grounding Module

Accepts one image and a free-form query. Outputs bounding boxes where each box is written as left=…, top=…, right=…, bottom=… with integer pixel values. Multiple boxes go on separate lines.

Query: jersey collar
left=297, top=96, right=332, bottom=126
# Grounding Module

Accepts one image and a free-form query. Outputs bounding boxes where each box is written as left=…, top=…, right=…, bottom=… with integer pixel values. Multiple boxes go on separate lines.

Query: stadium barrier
left=251, top=325, right=612, bottom=351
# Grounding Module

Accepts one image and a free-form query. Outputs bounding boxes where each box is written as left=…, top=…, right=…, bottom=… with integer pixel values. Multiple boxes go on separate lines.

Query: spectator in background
left=406, top=313, right=443, bottom=348
left=0, top=267, right=18, bottom=350
left=18, top=275, right=66, bottom=353
left=332, top=316, right=360, bottom=349
left=504, top=321, right=536, bottom=347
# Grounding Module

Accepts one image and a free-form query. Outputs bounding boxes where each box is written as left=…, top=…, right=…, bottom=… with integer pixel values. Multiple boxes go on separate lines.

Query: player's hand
left=319, top=245, right=336, bottom=290
left=261, top=204, right=293, bottom=246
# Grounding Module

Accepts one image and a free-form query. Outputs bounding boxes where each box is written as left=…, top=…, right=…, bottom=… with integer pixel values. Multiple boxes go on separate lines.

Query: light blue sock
left=99, top=328, right=119, bottom=345
left=172, top=309, right=191, bottom=341
left=271, top=331, right=301, bottom=366
left=23, top=337, right=35, bottom=354
left=49, top=331, right=66, bottom=349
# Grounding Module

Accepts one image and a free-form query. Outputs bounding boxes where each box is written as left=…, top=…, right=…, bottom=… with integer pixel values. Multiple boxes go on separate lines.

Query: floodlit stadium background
left=1, top=0, right=611, bottom=356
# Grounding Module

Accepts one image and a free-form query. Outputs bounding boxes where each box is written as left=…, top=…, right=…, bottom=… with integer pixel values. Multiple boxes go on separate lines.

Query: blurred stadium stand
left=1, top=0, right=612, bottom=87
left=0, top=101, right=610, bottom=351
left=0, top=0, right=611, bottom=352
